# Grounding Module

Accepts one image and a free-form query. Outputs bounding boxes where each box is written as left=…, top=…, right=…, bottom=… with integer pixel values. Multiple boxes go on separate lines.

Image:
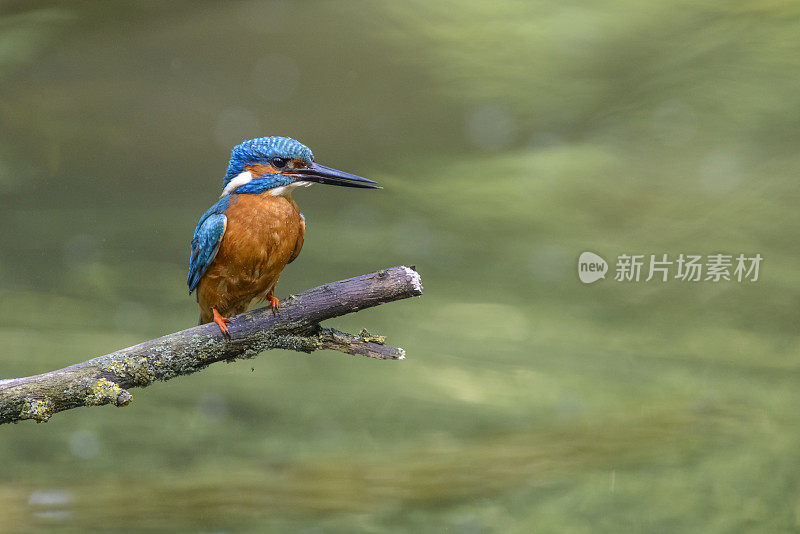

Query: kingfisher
left=187, top=136, right=379, bottom=337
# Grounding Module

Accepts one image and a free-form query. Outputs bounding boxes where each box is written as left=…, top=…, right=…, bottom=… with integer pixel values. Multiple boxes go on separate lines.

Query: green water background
left=0, top=1, right=799, bottom=532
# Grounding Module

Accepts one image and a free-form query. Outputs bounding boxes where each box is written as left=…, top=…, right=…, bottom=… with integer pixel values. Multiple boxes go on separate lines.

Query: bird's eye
left=271, top=157, right=289, bottom=169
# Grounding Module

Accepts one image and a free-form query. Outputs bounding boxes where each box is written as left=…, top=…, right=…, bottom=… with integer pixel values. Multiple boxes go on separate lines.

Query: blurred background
left=0, top=0, right=798, bottom=532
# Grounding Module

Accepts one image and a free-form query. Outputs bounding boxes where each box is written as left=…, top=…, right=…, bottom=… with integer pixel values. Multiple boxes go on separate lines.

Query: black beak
left=288, top=162, right=381, bottom=189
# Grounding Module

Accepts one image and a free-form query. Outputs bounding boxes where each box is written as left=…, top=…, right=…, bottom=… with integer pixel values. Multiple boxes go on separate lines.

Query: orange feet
left=268, top=295, right=279, bottom=316
left=212, top=307, right=232, bottom=338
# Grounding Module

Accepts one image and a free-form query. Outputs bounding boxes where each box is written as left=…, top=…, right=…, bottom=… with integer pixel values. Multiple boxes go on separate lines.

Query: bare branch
left=0, top=266, right=422, bottom=425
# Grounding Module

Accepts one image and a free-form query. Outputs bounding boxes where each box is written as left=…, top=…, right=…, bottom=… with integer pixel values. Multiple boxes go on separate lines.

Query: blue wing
left=188, top=196, right=230, bottom=293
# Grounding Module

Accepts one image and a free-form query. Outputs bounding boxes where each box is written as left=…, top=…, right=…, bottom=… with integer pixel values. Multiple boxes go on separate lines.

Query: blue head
left=220, top=136, right=379, bottom=196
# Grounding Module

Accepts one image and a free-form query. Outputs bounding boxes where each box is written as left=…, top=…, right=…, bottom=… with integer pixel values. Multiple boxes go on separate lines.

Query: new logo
left=578, top=252, right=608, bottom=284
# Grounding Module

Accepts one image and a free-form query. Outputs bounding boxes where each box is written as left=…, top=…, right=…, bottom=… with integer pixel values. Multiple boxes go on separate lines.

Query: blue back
left=187, top=196, right=230, bottom=292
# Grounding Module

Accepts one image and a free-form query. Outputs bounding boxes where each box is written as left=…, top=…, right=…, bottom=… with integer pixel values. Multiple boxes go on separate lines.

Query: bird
left=187, top=136, right=380, bottom=337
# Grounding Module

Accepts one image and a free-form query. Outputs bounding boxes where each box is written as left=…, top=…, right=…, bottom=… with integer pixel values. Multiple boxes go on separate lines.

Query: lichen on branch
left=0, top=266, right=421, bottom=425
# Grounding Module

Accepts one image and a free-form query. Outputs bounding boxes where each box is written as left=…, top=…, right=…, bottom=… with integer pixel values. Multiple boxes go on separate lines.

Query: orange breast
left=197, top=192, right=304, bottom=321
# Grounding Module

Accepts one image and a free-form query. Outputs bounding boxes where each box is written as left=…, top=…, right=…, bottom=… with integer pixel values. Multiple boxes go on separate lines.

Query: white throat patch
left=220, top=172, right=313, bottom=197
left=270, top=181, right=313, bottom=197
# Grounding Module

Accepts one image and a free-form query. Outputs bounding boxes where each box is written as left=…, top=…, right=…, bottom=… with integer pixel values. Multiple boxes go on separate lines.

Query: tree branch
left=0, top=266, right=422, bottom=425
